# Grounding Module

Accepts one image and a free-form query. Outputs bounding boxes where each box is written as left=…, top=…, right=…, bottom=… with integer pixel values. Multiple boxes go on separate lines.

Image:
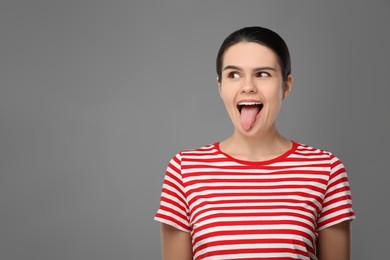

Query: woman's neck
left=219, top=127, right=292, bottom=162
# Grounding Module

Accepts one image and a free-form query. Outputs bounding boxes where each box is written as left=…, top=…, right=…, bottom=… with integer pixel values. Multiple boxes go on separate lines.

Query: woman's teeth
left=237, top=102, right=263, bottom=113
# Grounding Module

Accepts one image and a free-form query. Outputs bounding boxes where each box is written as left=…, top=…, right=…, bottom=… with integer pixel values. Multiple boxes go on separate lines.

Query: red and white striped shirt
left=155, top=142, right=355, bottom=260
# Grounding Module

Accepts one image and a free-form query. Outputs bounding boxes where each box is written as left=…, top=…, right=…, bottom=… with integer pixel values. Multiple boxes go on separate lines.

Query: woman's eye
left=256, top=72, right=270, bottom=77
left=228, top=72, right=241, bottom=79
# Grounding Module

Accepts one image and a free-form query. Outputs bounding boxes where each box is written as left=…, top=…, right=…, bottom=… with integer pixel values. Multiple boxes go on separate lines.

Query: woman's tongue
left=240, top=106, right=260, bottom=131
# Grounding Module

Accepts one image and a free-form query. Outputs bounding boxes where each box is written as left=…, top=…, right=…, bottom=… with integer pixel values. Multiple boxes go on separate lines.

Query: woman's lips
left=237, top=101, right=263, bottom=113
left=237, top=101, right=263, bottom=130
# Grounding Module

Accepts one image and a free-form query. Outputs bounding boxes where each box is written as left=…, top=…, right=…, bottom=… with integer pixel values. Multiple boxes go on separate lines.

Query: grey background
left=1, top=0, right=389, bottom=259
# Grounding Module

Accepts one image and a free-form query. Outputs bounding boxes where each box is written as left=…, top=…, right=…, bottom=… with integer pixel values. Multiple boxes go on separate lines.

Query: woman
left=155, top=26, right=355, bottom=260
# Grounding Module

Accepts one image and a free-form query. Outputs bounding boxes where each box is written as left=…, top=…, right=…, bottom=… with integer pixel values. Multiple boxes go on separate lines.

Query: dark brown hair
left=216, top=26, right=291, bottom=82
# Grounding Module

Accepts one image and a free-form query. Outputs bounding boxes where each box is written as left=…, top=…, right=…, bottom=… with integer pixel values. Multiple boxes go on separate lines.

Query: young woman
left=155, top=26, right=355, bottom=260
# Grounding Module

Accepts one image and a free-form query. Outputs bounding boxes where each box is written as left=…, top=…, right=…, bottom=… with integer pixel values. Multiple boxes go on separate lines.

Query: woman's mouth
left=237, top=101, right=263, bottom=131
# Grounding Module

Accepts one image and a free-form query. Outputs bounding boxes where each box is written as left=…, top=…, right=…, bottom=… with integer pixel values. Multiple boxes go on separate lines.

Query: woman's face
left=218, top=41, right=292, bottom=136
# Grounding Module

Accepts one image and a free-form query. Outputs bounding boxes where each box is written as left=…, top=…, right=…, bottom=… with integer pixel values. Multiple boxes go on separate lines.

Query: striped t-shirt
left=155, top=141, right=355, bottom=260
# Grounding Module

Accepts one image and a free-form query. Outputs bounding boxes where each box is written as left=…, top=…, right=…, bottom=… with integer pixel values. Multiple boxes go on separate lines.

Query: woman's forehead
left=222, top=42, right=280, bottom=70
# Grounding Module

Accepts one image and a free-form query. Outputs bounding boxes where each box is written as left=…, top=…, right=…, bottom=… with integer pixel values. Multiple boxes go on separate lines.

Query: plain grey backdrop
left=1, top=0, right=389, bottom=259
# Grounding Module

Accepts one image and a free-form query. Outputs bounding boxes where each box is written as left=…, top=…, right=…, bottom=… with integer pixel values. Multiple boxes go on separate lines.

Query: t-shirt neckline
left=213, top=141, right=298, bottom=165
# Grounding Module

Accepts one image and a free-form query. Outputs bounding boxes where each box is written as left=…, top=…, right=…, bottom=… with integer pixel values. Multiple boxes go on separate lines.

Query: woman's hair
left=216, top=26, right=291, bottom=82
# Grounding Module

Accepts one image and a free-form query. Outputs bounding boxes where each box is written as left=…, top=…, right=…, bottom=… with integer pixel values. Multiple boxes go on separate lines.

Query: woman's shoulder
left=167, top=143, right=220, bottom=162
left=293, top=141, right=334, bottom=157
left=293, top=141, right=347, bottom=169
left=179, top=142, right=218, bottom=156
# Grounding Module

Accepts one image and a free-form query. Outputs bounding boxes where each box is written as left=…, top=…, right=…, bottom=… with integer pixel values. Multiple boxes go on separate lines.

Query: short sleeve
left=154, top=152, right=191, bottom=233
left=317, top=153, right=356, bottom=231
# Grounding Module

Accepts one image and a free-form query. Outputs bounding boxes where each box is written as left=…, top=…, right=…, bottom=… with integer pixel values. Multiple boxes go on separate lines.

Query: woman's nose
left=241, top=77, right=257, bottom=93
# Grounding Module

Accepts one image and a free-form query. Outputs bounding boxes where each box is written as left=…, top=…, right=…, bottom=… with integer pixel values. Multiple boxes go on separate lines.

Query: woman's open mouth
left=237, top=101, right=263, bottom=131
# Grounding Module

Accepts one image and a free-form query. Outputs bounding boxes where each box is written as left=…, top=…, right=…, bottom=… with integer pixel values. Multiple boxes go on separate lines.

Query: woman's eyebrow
left=223, top=65, right=276, bottom=71
left=253, top=66, right=276, bottom=71
left=223, top=65, right=242, bottom=71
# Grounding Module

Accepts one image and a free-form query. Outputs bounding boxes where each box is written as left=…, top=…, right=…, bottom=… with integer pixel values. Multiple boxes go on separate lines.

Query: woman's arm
left=317, top=220, right=351, bottom=260
left=161, top=223, right=193, bottom=260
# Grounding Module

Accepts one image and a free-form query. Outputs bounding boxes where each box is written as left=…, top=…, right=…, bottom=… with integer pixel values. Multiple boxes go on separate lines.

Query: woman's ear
left=217, top=77, right=222, bottom=97
left=282, top=74, right=293, bottom=99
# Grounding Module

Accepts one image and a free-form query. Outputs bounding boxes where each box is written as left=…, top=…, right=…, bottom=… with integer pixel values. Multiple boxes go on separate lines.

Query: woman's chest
left=182, top=170, right=328, bottom=259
